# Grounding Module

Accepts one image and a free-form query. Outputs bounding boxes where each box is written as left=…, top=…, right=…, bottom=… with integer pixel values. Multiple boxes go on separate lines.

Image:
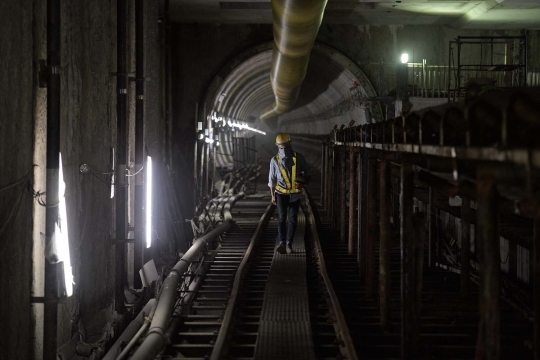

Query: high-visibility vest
left=274, top=153, right=301, bottom=194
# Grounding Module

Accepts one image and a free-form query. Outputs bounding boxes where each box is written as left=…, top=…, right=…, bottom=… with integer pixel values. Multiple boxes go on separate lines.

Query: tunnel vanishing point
left=2, top=0, right=540, bottom=359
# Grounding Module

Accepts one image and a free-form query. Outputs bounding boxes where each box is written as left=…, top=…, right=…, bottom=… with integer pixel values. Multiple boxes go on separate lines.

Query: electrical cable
left=0, top=184, right=27, bottom=258
left=0, top=169, right=32, bottom=193
left=125, top=166, right=144, bottom=177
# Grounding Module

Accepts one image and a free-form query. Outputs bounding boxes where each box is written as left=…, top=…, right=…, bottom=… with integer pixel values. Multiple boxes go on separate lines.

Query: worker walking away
left=268, top=133, right=310, bottom=255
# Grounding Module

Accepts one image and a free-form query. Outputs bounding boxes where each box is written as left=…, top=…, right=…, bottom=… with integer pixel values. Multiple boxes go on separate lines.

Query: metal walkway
left=254, top=210, right=316, bottom=360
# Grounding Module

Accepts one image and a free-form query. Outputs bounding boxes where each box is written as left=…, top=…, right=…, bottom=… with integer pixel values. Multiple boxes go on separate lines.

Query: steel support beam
left=400, top=163, right=416, bottom=359
left=379, top=159, right=391, bottom=331
left=534, top=216, right=540, bottom=360
left=461, top=195, right=471, bottom=298
left=348, top=149, right=356, bottom=254
left=366, top=158, right=378, bottom=298
left=475, top=171, right=501, bottom=360
left=321, top=143, right=326, bottom=207
left=428, top=187, right=438, bottom=267
left=358, top=151, right=367, bottom=285
left=340, top=150, right=347, bottom=242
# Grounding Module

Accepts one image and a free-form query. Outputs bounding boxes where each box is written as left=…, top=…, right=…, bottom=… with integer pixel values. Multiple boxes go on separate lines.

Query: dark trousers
left=276, top=193, right=301, bottom=246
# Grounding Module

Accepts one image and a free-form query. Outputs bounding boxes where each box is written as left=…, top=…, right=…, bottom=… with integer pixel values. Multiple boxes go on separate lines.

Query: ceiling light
left=401, top=53, right=408, bottom=64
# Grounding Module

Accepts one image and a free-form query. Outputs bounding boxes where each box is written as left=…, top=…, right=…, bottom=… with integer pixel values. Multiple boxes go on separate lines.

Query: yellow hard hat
left=275, top=133, right=291, bottom=145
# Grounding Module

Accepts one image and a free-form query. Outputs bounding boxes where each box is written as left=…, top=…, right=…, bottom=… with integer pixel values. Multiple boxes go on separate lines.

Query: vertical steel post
left=321, top=142, right=326, bottom=207
left=379, top=159, right=391, bottom=331
left=401, top=163, right=415, bottom=359
left=164, top=0, right=172, bottom=168
left=340, top=150, right=347, bottom=242
left=475, top=171, right=500, bottom=360
left=461, top=195, right=471, bottom=297
left=331, top=147, right=336, bottom=222
left=205, top=134, right=210, bottom=197
left=534, top=216, right=540, bottom=360
left=193, top=103, right=199, bottom=205
left=199, top=107, right=206, bottom=197
left=366, top=158, right=378, bottom=298
left=358, top=152, right=367, bottom=284
left=115, top=0, right=128, bottom=314
left=428, top=187, right=438, bottom=267
left=348, top=149, right=356, bottom=254
left=325, top=144, right=332, bottom=213
left=133, top=0, right=145, bottom=289
left=44, top=0, right=61, bottom=356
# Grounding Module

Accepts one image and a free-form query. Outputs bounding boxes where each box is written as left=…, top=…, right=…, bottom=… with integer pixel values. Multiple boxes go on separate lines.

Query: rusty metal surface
left=348, top=149, right=356, bottom=254
left=476, top=170, right=501, bottom=360
left=379, top=159, right=391, bottom=331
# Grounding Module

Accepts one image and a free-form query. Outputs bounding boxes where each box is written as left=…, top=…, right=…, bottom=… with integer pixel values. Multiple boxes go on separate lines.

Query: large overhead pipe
left=44, top=0, right=61, bottom=357
left=260, top=0, right=328, bottom=121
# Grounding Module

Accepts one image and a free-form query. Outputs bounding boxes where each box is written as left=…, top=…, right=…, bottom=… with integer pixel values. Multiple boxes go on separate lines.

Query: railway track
left=118, top=189, right=358, bottom=360
left=315, top=198, right=534, bottom=359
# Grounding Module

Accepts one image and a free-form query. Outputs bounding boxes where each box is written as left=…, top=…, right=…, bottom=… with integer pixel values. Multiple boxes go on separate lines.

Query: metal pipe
left=131, top=220, right=234, bottom=360
left=115, top=0, right=128, bottom=314
left=102, top=299, right=156, bottom=360
left=260, top=0, right=328, bottom=120
left=133, top=0, right=145, bottom=289
left=44, top=0, right=61, bottom=356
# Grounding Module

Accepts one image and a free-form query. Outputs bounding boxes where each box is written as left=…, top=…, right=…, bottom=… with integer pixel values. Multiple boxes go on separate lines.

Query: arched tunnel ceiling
left=205, top=42, right=381, bottom=135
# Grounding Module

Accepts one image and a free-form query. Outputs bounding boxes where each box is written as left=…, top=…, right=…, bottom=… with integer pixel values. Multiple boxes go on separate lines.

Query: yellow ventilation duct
left=260, top=0, right=328, bottom=121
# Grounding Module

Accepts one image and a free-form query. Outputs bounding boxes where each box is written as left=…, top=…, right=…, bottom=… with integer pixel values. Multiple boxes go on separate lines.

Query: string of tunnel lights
left=209, top=113, right=266, bottom=135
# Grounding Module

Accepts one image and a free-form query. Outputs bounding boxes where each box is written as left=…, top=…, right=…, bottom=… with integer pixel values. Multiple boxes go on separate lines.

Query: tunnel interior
left=2, top=1, right=540, bottom=360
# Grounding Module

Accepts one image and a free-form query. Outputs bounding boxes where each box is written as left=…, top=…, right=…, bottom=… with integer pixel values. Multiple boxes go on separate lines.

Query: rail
left=303, top=190, right=359, bottom=360
left=210, top=203, right=273, bottom=359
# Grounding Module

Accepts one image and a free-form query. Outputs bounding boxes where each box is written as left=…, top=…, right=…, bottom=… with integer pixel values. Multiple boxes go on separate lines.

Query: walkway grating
left=253, top=209, right=316, bottom=360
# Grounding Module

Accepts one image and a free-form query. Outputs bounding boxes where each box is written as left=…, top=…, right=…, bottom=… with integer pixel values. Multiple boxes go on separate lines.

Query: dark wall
left=170, top=23, right=273, bottom=213
left=0, top=0, right=165, bottom=357
left=0, top=0, right=34, bottom=359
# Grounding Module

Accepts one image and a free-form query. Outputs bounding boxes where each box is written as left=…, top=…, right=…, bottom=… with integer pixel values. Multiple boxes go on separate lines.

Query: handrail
left=304, top=190, right=359, bottom=360
left=211, top=203, right=273, bottom=359
left=130, top=219, right=234, bottom=360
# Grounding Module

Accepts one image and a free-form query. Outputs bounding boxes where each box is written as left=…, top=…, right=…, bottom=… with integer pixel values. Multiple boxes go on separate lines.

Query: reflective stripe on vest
left=274, top=153, right=301, bottom=194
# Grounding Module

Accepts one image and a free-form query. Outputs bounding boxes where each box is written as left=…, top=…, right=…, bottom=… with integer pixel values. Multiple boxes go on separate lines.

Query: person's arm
left=268, top=158, right=277, bottom=205
left=297, top=153, right=311, bottom=184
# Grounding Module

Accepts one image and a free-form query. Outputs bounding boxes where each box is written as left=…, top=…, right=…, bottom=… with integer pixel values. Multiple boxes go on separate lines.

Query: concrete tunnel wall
left=171, top=24, right=540, bottom=184
left=2, top=9, right=540, bottom=359
left=0, top=0, right=165, bottom=358
left=171, top=24, right=540, bottom=185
